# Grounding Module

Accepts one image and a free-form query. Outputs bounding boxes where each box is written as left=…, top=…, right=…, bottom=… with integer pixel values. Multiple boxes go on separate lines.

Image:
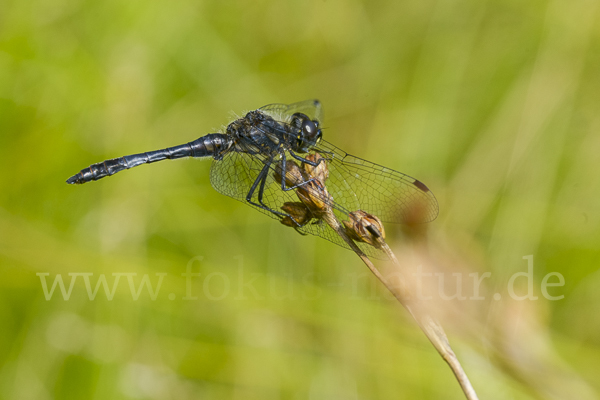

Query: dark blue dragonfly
left=67, top=100, right=438, bottom=257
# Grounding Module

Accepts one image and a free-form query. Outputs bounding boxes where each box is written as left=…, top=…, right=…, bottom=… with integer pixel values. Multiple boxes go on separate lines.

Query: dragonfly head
left=290, top=113, right=322, bottom=153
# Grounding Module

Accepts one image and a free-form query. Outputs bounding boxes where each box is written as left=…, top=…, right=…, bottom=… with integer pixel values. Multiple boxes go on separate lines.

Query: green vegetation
left=1, top=0, right=599, bottom=398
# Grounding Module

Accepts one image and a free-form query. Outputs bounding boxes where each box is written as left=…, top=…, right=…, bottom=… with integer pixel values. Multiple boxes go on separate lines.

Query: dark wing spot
left=412, top=179, right=430, bottom=192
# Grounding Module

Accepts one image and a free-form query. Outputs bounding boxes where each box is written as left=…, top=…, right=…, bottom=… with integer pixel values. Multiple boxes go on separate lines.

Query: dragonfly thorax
left=226, top=111, right=283, bottom=151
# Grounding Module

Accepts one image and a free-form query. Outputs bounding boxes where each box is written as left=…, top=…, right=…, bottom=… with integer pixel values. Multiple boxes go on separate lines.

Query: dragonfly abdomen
left=66, top=133, right=231, bottom=184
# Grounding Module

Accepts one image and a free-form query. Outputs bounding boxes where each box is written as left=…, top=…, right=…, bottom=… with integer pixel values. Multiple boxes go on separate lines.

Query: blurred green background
left=1, top=0, right=600, bottom=398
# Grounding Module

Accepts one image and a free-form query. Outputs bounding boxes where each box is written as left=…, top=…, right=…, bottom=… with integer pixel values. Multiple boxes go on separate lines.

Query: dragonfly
left=67, top=100, right=438, bottom=258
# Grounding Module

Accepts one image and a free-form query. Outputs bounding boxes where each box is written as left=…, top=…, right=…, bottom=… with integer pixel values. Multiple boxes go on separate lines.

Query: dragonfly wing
left=312, top=140, right=439, bottom=224
left=257, top=102, right=438, bottom=223
left=259, top=100, right=323, bottom=124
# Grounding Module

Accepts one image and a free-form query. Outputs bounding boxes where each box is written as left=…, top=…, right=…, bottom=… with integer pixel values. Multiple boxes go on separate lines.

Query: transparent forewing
left=312, top=140, right=439, bottom=224
left=259, top=100, right=323, bottom=125
left=258, top=102, right=438, bottom=223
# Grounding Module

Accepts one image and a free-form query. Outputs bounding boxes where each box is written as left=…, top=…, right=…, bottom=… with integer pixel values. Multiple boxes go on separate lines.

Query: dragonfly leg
left=246, top=162, right=292, bottom=220
left=289, top=150, right=319, bottom=166
left=288, top=150, right=333, bottom=165
left=278, top=151, right=317, bottom=192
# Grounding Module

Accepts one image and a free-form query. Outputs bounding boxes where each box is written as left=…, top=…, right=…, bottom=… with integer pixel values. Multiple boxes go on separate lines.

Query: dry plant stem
left=375, top=240, right=479, bottom=400
left=282, top=154, right=477, bottom=398
left=322, top=211, right=479, bottom=400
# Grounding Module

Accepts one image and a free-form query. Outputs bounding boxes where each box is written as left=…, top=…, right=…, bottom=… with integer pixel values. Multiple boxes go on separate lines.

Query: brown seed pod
left=343, top=210, right=386, bottom=248
left=280, top=202, right=313, bottom=227
left=302, top=153, right=329, bottom=184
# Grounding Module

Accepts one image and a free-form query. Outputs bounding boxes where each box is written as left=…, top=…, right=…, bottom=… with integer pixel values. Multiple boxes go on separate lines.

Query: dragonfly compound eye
left=301, top=119, right=317, bottom=139
left=291, top=113, right=319, bottom=151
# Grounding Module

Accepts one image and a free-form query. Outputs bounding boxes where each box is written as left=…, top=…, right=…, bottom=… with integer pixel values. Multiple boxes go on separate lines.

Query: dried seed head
left=343, top=210, right=386, bottom=248
left=302, top=153, right=329, bottom=183
left=280, top=202, right=312, bottom=227
left=294, top=152, right=332, bottom=214
left=274, top=160, right=306, bottom=187
left=296, top=178, right=331, bottom=214
left=273, top=154, right=333, bottom=217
